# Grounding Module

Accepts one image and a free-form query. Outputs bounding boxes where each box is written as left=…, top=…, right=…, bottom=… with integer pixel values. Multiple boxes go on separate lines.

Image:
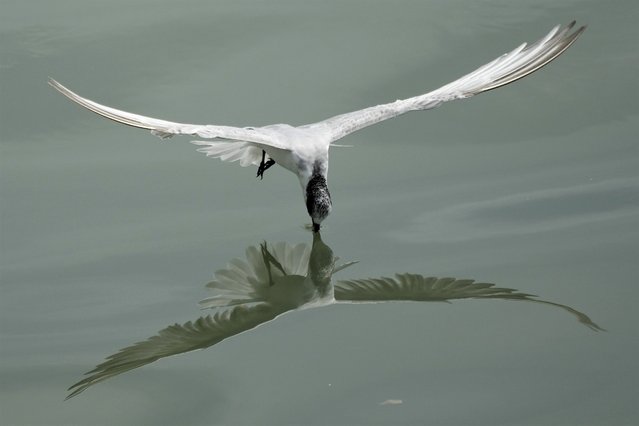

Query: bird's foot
left=256, top=150, right=276, bottom=180
left=260, top=242, right=287, bottom=286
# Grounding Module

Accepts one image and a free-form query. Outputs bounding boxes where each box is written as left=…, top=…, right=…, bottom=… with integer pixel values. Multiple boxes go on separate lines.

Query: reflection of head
left=199, top=232, right=345, bottom=311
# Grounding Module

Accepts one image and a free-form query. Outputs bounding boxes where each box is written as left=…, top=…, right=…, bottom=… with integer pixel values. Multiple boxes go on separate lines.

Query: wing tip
left=563, top=20, right=587, bottom=39
left=47, top=77, right=76, bottom=100
left=47, top=77, right=62, bottom=91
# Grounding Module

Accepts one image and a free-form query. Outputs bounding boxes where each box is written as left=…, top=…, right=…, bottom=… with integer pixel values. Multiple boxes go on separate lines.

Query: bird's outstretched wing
left=48, top=78, right=293, bottom=166
left=335, top=274, right=533, bottom=302
left=66, top=304, right=284, bottom=399
left=334, top=273, right=602, bottom=331
left=306, top=21, right=585, bottom=143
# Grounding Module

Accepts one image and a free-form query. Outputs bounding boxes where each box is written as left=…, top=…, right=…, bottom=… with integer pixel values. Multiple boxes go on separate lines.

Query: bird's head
left=305, top=174, right=332, bottom=231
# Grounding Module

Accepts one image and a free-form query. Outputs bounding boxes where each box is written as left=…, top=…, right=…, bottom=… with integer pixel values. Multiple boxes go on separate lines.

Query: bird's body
left=49, top=22, right=585, bottom=230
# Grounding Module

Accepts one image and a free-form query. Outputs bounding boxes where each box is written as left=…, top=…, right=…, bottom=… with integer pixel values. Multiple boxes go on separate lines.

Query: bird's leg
left=256, top=150, right=276, bottom=180
left=260, top=242, right=287, bottom=286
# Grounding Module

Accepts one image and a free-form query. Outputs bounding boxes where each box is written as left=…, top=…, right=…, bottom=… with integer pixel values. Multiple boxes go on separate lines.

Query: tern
left=49, top=22, right=585, bottom=231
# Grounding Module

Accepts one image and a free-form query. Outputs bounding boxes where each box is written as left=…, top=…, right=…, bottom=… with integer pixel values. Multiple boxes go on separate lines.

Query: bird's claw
left=260, top=242, right=287, bottom=286
left=256, top=150, right=276, bottom=180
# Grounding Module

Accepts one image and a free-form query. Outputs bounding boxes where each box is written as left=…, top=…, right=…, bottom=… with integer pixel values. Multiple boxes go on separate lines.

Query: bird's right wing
left=66, top=304, right=285, bottom=399
left=48, top=79, right=293, bottom=166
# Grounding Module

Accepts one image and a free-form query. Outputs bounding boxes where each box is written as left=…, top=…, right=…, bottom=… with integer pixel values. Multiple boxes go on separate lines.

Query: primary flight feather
left=49, top=22, right=585, bottom=230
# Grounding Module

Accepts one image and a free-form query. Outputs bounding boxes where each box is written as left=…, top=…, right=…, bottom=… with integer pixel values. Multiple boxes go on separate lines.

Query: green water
left=1, top=1, right=638, bottom=425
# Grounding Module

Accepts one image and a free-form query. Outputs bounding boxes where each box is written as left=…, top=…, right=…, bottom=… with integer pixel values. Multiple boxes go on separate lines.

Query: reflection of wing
left=68, top=241, right=317, bottom=399
left=335, top=274, right=602, bottom=331
left=524, top=299, right=603, bottom=332
left=199, top=242, right=311, bottom=309
left=335, top=274, right=533, bottom=302
left=67, top=303, right=283, bottom=399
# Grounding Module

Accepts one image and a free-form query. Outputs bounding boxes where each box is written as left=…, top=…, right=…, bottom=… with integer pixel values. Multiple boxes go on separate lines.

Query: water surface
left=1, top=1, right=638, bottom=425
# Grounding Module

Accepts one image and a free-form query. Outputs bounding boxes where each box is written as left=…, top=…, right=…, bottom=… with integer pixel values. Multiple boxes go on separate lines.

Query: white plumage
left=49, top=22, right=585, bottom=230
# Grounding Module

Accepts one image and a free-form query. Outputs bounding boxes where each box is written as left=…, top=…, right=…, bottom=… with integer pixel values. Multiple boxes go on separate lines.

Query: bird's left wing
left=48, top=78, right=290, bottom=150
left=66, top=304, right=284, bottom=399
left=305, top=22, right=585, bottom=143
left=66, top=241, right=316, bottom=399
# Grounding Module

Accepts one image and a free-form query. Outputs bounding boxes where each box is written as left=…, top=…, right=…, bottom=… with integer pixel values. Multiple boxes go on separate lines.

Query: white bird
left=49, top=22, right=585, bottom=231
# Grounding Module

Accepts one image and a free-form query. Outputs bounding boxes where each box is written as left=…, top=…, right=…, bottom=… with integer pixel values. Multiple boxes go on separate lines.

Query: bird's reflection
left=67, top=232, right=602, bottom=399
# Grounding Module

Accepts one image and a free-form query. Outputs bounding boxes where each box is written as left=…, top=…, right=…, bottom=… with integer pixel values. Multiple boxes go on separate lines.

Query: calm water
left=1, top=1, right=638, bottom=425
